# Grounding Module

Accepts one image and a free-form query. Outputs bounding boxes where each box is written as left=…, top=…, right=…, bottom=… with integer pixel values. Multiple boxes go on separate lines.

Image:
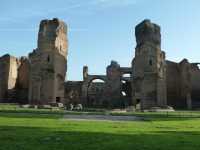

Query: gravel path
left=63, top=114, right=143, bottom=121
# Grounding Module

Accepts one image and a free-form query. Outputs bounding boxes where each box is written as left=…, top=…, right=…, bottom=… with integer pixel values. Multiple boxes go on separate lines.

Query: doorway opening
left=135, top=99, right=141, bottom=110
left=136, top=99, right=141, bottom=104
left=56, top=97, right=61, bottom=103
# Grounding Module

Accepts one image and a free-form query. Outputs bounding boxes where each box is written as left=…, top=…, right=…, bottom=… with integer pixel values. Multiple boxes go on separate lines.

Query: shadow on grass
left=0, top=112, right=61, bottom=119
left=0, top=111, right=199, bottom=122
left=0, top=109, right=104, bottom=117
left=111, top=112, right=200, bottom=121
left=0, top=125, right=200, bottom=150
left=1, top=109, right=200, bottom=122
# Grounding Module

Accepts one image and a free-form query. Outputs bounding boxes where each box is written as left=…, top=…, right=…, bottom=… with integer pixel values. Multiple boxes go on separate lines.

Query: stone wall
left=87, top=82, right=105, bottom=106
left=15, top=57, right=29, bottom=103
left=190, top=63, right=200, bottom=108
left=81, top=61, right=132, bottom=108
left=0, top=54, right=19, bottom=102
left=8, top=56, right=18, bottom=91
left=17, top=57, right=29, bottom=89
left=29, top=18, right=68, bottom=105
left=0, top=18, right=200, bottom=110
left=132, top=19, right=167, bottom=110
left=166, top=60, right=182, bottom=107
left=104, top=61, right=122, bottom=107
left=0, top=55, right=12, bottom=101
left=179, top=59, right=192, bottom=109
left=65, top=81, right=83, bottom=105
left=166, top=59, right=200, bottom=109
left=81, top=65, right=107, bottom=107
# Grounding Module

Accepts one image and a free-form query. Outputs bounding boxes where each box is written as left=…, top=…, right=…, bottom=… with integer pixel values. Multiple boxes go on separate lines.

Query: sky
left=0, top=0, right=200, bottom=81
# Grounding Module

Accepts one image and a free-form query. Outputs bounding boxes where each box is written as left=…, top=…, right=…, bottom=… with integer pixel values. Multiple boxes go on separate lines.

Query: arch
left=87, top=78, right=105, bottom=94
left=122, top=73, right=131, bottom=78
left=87, top=75, right=107, bottom=84
left=121, top=91, right=127, bottom=97
left=197, top=64, right=200, bottom=69
left=121, top=72, right=131, bottom=83
left=121, top=80, right=132, bottom=107
left=90, top=79, right=105, bottom=83
left=86, top=76, right=106, bottom=107
left=82, top=75, right=107, bottom=106
left=121, top=80, right=126, bottom=84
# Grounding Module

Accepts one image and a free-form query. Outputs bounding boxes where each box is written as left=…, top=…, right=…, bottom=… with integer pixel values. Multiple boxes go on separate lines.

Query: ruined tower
left=105, top=61, right=122, bottom=107
left=132, top=20, right=167, bottom=110
left=179, top=59, right=192, bottom=109
left=0, top=54, right=18, bottom=102
left=28, top=18, right=68, bottom=104
left=83, top=66, right=88, bottom=80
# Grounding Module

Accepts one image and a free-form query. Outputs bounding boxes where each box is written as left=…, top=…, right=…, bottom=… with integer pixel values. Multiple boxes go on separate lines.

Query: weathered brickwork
left=132, top=20, right=167, bottom=109
left=0, top=18, right=200, bottom=110
left=28, top=18, right=68, bottom=104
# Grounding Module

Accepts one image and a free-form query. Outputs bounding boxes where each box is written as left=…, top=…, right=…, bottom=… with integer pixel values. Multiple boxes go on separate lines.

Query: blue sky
left=0, top=0, right=200, bottom=80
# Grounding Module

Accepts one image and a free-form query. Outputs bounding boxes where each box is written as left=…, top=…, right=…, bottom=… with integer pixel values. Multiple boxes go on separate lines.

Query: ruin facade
left=0, top=18, right=200, bottom=110
left=28, top=18, right=68, bottom=105
left=81, top=61, right=132, bottom=108
left=132, top=20, right=167, bottom=109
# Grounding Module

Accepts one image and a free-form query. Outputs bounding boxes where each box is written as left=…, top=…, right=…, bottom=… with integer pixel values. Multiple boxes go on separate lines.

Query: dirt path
left=63, top=114, right=143, bottom=121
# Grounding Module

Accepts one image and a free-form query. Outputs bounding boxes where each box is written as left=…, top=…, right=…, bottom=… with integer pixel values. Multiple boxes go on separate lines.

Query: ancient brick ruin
left=28, top=18, right=67, bottom=105
left=132, top=20, right=167, bottom=110
left=0, top=18, right=200, bottom=110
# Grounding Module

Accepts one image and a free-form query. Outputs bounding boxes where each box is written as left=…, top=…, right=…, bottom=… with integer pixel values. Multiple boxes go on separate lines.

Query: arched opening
left=87, top=78, right=106, bottom=107
left=56, top=97, right=61, bottom=103
left=47, top=55, right=50, bottom=62
left=136, top=99, right=141, bottom=104
left=122, top=73, right=131, bottom=78
left=121, top=91, right=127, bottom=97
left=90, top=79, right=105, bottom=83
left=149, top=59, right=153, bottom=66
left=121, top=79, right=132, bottom=107
left=135, top=99, right=141, bottom=110
left=197, top=64, right=200, bottom=69
left=121, top=80, right=126, bottom=84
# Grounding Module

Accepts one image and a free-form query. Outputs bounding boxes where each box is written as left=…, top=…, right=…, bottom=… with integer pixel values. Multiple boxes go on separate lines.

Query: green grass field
left=0, top=110, right=200, bottom=150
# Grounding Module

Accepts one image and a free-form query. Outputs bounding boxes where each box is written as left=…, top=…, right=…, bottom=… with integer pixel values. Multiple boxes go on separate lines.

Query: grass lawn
left=0, top=112, right=200, bottom=150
